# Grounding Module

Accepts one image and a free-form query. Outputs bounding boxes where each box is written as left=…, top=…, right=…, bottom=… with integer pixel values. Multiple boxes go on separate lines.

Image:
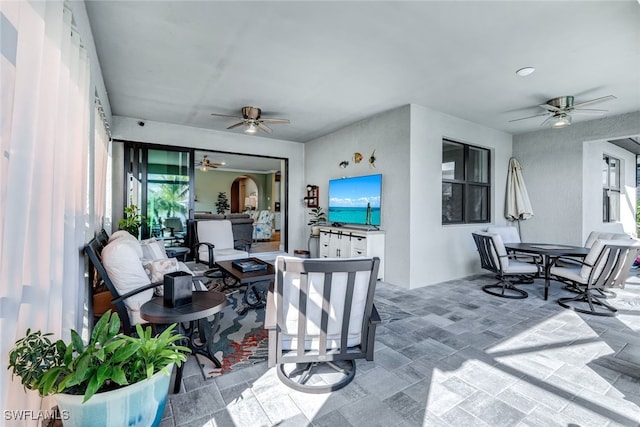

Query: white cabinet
left=318, top=227, right=385, bottom=280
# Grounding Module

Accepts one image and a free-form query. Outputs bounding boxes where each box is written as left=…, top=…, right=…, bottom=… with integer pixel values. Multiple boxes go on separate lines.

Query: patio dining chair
left=472, top=231, right=540, bottom=299
left=550, top=239, right=640, bottom=316
left=266, top=256, right=380, bottom=393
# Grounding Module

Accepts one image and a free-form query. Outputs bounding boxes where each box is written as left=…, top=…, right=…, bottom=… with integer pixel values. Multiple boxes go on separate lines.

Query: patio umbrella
left=505, top=157, right=533, bottom=225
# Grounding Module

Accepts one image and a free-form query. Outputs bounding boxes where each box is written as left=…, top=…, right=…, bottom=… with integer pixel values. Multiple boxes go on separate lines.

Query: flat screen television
left=328, top=174, right=382, bottom=226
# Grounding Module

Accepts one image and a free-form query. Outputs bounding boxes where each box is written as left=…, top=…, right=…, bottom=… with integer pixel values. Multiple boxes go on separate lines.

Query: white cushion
left=503, top=259, right=539, bottom=275
left=106, top=231, right=144, bottom=260
left=196, top=220, right=248, bottom=262
left=101, top=239, right=153, bottom=325
left=550, top=264, right=586, bottom=285
left=487, top=226, right=521, bottom=244
left=139, top=238, right=168, bottom=260
left=276, top=256, right=371, bottom=350
left=109, top=230, right=137, bottom=242
left=584, top=231, right=630, bottom=248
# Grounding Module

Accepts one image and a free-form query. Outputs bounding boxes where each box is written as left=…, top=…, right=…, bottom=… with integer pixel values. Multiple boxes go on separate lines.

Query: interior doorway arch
left=231, top=176, right=258, bottom=213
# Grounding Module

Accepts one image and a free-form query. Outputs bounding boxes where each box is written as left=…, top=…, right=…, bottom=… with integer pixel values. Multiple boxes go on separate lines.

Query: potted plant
left=307, top=206, right=327, bottom=236
left=215, top=191, right=230, bottom=214
left=8, top=311, right=190, bottom=427
left=117, top=204, right=146, bottom=237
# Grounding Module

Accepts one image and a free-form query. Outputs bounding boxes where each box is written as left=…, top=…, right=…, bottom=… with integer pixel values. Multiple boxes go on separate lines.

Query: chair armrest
left=265, top=282, right=276, bottom=329
left=193, top=242, right=215, bottom=267
left=234, top=238, right=251, bottom=252
left=553, top=256, right=590, bottom=268
left=112, top=281, right=161, bottom=305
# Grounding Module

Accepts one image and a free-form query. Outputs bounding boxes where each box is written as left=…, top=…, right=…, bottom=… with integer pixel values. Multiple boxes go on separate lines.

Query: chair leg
left=482, top=278, right=528, bottom=299
left=557, top=290, right=618, bottom=316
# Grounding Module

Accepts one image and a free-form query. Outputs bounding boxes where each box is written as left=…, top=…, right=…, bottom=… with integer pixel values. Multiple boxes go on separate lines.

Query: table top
left=140, top=290, right=226, bottom=324
left=505, top=242, right=590, bottom=257
left=217, top=258, right=275, bottom=284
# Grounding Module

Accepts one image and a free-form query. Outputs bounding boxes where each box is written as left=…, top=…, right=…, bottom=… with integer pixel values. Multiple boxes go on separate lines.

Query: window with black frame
left=442, top=139, right=490, bottom=224
left=602, top=154, right=620, bottom=222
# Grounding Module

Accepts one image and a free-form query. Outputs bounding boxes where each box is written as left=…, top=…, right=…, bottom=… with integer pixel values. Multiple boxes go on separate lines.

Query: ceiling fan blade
left=571, top=95, right=616, bottom=109
left=509, top=112, right=550, bottom=123
left=211, top=113, right=244, bottom=119
left=256, top=122, right=273, bottom=133
left=539, top=104, right=562, bottom=113
left=226, top=122, right=245, bottom=130
left=259, top=118, right=290, bottom=124
left=571, top=108, right=608, bottom=115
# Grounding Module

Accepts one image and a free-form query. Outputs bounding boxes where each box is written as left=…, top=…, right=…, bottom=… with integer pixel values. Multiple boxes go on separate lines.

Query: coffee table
left=216, top=258, right=275, bottom=309
left=140, top=290, right=226, bottom=392
left=504, top=243, right=590, bottom=300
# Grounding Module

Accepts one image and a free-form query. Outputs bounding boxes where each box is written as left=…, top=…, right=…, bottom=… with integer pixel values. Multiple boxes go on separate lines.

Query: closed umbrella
left=505, top=157, right=533, bottom=223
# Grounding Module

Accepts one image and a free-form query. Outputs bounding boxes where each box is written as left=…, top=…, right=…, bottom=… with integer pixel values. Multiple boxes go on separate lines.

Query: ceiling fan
left=196, top=155, right=225, bottom=172
left=211, top=106, right=290, bottom=134
left=509, top=95, right=616, bottom=128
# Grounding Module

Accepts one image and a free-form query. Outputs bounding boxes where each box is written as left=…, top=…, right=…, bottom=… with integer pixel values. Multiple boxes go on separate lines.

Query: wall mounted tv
left=328, top=174, right=382, bottom=227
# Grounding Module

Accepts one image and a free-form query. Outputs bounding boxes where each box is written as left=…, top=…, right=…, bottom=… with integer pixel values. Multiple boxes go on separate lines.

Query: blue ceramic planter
left=54, top=364, right=173, bottom=427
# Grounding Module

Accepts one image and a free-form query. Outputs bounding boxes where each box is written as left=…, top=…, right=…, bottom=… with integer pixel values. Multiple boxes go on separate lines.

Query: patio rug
left=196, top=281, right=269, bottom=379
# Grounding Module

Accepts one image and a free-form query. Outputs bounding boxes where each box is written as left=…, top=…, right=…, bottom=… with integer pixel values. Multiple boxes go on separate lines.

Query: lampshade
left=552, top=114, right=571, bottom=128
left=245, top=123, right=258, bottom=134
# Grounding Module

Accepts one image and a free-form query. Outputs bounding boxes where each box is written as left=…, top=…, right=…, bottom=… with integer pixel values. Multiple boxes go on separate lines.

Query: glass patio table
left=504, top=243, right=590, bottom=300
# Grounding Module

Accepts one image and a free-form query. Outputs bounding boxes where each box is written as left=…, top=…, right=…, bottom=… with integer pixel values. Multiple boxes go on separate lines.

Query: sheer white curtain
left=0, top=1, right=91, bottom=422
left=93, top=100, right=110, bottom=233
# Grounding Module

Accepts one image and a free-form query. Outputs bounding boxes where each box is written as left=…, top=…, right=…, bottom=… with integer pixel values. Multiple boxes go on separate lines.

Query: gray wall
left=513, top=112, right=640, bottom=245
left=305, top=104, right=514, bottom=288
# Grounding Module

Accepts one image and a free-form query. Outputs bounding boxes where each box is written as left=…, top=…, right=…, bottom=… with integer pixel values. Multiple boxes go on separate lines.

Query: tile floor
left=160, top=273, right=640, bottom=427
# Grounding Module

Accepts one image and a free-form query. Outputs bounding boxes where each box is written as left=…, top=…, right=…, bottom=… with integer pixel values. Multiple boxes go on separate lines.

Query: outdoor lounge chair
left=266, top=256, right=380, bottom=393
left=550, top=239, right=640, bottom=316
left=193, top=220, right=250, bottom=269
left=472, top=231, right=540, bottom=299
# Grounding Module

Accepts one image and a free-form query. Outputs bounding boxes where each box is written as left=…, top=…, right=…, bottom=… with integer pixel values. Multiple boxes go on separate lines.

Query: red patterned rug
left=196, top=287, right=269, bottom=379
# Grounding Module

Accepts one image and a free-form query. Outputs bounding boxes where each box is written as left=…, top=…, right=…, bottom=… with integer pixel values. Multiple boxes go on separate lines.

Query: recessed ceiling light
left=515, top=67, right=535, bottom=77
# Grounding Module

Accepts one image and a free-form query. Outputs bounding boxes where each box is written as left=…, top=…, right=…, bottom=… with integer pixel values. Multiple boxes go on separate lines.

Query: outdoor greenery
left=148, top=175, right=188, bottom=231
left=8, top=311, right=190, bottom=403
left=117, top=204, right=145, bottom=236
left=215, top=192, right=230, bottom=214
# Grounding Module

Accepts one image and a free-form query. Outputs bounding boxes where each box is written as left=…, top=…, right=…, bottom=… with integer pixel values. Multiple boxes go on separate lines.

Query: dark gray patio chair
left=550, top=240, right=640, bottom=316
left=266, top=256, right=380, bottom=393
left=472, top=231, right=540, bottom=299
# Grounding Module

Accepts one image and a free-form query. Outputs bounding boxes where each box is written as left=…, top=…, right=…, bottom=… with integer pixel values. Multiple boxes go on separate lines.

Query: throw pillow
left=101, top=239, right=153, bottom=325
left=140, top=237, right=168, bottom=260
left=144, top=258, right=181, bottom=294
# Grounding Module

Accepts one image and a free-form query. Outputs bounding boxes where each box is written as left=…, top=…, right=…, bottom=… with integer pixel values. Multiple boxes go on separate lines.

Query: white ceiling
left=85, top=1, right=640, bottom=143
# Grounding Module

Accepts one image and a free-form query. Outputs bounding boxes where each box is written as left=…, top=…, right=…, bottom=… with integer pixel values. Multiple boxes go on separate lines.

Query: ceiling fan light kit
left=551, top=114, right=571, bottom=128
left=509, top=94, right=616, bottom=129
left=211, top=106, right=290, bottom=135
left=197, top=155, right=225, bottom=172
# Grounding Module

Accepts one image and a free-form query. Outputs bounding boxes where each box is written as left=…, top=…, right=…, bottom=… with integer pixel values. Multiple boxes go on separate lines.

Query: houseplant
left=307, top=206, right=327, bottom=236
left=117, top=204, right=146, bottom=237
left=8, top=311, right=190, bottom=427
left=215, top=191, right=230, bottom=214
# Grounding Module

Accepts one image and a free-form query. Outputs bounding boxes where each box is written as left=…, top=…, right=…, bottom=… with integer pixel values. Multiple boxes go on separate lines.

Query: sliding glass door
left=124, top=144, right=192, bottom=240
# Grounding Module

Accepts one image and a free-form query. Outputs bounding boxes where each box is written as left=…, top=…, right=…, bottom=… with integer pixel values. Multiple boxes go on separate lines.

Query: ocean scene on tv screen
left=328, top=174, right=381, bottom=226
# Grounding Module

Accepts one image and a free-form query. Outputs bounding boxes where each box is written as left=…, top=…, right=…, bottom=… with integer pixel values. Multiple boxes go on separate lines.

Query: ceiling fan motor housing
left=547, top=96, right=574, bottom=110
left=241, top=106, right=261, bottom=120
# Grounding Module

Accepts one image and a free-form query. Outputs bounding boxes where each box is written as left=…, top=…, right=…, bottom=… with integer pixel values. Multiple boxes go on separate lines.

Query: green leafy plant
left=307, top=206, right=327, bottom=226
left=8, top=311, right=190, bottom=403
left=117, top=204, right=146, bottom=236
left=215, top=191, right=230, bottom=214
